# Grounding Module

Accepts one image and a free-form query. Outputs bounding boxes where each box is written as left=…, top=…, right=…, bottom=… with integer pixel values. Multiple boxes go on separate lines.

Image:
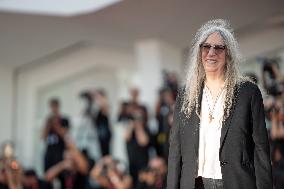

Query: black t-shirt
left=45, top=115, right=69, bottom=152
left=44, top=115, right=70, bottom=171
left=126, top=126, right=150, bottom=167
left=95, top=110, right=111, bottom=141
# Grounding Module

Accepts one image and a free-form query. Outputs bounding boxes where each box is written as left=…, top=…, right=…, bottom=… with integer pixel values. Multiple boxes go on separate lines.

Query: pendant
left=209, top=114, right=213, bottom=123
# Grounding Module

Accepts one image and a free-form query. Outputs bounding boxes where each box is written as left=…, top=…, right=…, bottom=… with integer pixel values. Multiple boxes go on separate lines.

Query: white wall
left=0, top=65, right=14, bottom=146
left=159, top=40, right=183, bottom=75
left=239, top=26, right=284, bottom=59
left=15, top=45, right=136, bottom=170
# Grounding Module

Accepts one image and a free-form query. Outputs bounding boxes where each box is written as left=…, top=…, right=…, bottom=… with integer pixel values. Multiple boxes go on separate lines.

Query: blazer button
left=220, top=161, right=228, bottom=166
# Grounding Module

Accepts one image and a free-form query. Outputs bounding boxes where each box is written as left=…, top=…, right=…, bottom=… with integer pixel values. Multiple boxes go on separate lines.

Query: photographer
left=78, top=89, right=112, bottom=160
left=45, top=139, right=88, bottom=189
left=90, top=156, right=132, bottom=189
left=137, top=157, right=167, bottom=189
left=124, top=105, right=150, bottom=188
left=154, top=88, right=175, bottom=159
left=93, top=90, right=112, bottom=157
left=42, top=99, right=70, bottom=172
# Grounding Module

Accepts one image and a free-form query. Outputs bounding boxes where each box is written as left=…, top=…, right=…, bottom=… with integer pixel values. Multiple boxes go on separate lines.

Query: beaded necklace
left=204, top=84, right=225, bottom=123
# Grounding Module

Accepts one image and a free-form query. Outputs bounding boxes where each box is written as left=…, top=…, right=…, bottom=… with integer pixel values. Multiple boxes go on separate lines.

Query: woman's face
left=201, top=32, right=226, bottom=76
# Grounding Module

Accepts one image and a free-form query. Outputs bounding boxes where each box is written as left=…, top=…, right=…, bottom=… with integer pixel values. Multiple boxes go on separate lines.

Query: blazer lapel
left=219, top=111, right=233, bottom=151
left=220, top=84, right=239, bottom=151
left=193, top=82, right=204, bottom=158
left=192, top=110, right=200, bottom=158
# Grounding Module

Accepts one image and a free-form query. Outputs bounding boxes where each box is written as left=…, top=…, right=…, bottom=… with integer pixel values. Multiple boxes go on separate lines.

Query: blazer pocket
left=241, top=150, right=249, bottom=163
left=241, top=139, right=253, bottom=162
left=241, top=141, right=255, bottom=174
left=241, top=160, right=255, bottom=175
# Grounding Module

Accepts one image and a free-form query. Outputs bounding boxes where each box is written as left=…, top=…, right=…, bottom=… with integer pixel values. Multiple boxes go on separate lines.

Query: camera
left=133, top=112, right=144, bottom=122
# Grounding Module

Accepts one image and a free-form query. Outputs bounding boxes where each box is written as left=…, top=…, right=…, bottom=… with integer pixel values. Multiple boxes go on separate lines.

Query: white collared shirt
left=197, top=86, right=226, bottom=179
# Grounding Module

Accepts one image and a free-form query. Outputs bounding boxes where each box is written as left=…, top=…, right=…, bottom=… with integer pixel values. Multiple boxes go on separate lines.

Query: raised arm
left=65, top=139, right=88, bottom=175
left=45, top=161, right=67, bottom=182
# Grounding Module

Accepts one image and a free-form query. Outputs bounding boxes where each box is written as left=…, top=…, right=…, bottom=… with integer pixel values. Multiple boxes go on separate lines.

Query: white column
left=134, top=39, right=182, bottom=111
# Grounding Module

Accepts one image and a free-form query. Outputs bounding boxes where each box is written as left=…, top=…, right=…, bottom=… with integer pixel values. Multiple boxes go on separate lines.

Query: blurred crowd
left=261, top=59, right=284, bottom=189
left=1, top=59, right=284, bottom=189
left=0, top=71, right=178, bottom=189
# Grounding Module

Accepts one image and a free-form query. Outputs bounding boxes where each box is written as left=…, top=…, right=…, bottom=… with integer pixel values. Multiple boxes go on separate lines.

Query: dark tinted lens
left=214, top=45, right=225, bottom=50
left=214, top=45, right=225, bottom=54
left=200, top=44, right=211, bottom=52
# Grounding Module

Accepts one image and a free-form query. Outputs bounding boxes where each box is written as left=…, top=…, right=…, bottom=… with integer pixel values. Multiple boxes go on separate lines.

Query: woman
left=167, top=19, right=272, bottom=189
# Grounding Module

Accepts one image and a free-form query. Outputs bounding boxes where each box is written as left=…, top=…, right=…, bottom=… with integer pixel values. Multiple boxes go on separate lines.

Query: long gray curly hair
left=181, top=19, right=247, bottom=120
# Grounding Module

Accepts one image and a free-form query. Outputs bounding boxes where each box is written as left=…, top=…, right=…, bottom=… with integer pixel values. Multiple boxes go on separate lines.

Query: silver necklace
left=204, top=85, right=224, bottom=123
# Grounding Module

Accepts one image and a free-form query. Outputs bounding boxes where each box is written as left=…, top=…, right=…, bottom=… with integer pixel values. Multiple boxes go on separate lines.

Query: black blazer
left=167, top=81, right=273, bottom=189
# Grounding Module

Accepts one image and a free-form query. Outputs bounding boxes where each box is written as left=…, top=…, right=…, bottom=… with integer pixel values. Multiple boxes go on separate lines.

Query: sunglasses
left=199, top=43, right=226, bottom=55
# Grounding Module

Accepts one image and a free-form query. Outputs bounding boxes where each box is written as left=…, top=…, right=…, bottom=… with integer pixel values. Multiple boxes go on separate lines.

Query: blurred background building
left=0, top=0, right=284, bottom=188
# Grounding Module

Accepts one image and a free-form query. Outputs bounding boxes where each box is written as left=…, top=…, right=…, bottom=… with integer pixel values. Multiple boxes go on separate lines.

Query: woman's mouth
left=206, top=59, right=217, bottom=64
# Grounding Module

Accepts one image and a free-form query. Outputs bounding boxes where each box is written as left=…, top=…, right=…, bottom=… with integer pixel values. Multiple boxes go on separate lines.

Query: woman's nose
left=207, top=47, right=217, bottom=56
